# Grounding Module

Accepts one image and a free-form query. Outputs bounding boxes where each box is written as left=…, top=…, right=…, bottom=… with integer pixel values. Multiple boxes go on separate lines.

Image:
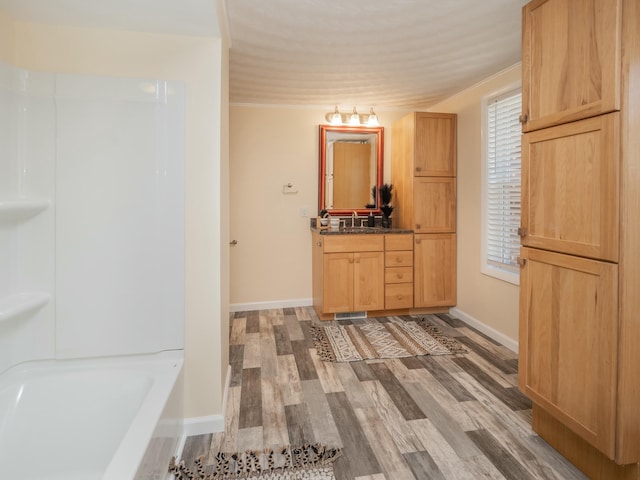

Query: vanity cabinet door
left=414, top=113, right=457, bottom=176
left=353, top=252, right=385, bottom=311
left=323, top=253, right=354, bottom=313
left=519, top=247, right=618, bottom=458
left=521, top=0, right=621, bottom=132
left=414, top=234, right=456, bottom=307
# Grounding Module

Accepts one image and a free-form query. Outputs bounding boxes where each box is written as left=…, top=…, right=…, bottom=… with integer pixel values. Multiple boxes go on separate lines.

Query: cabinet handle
left=519, top=113, right=528, bottom=124
left=517, top=257, right=527, bottom=267
left=316, top=241, right=322, bottom=247
left=416, top=166, right=422, bottom=172
left=415, top=224, right=421, bottom=229
left=517, top=227, right=527, bottom=238
left=230, top=240, right=238, bottom=246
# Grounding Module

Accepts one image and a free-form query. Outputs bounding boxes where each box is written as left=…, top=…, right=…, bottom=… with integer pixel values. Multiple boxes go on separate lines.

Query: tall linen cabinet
left=518, top=0, right=640, bottom=477
left=392, top=112, right=457, bottom=308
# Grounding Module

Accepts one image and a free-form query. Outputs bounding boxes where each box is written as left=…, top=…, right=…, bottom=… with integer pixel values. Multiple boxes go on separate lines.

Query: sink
left=336, top=226, right=385, bottom=234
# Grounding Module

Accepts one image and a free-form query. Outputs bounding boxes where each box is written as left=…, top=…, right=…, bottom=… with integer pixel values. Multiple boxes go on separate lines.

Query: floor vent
left=334, top=311, right=367, bottom=320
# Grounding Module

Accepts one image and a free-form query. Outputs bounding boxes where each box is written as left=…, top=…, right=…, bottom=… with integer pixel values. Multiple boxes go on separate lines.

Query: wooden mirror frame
left=318, top=124, right=384, bottom=216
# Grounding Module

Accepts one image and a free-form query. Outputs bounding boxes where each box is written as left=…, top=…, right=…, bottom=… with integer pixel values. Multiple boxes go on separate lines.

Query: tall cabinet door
left=519, top=247, right=618, bottom=458
left=521, top=113, right=619, bottom=262
left=521, top=0, right=621, bottom=132
left=413, top=177, right=456, bottom=233
left=414, top=113, right=456, bottom=176
left=414, top=234, right=456, bottom=307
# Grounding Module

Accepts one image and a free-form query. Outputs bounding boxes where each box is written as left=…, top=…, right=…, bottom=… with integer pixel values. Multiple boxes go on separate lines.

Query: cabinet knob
left=415, top=224, right=421, bottom=229
left=397, top=274, right=404, bottom=279
left=230, top=240, right=238, bottom=246
left=316, top=241, right=322, bottom=247
left=415, top=238, right=421, bottom=244
left=416, top=166, right=422, bottom=172
left=517, top=227, right=527, bottom=238
left=517, top=257, right=527, bottom=267
left=519, top=113, right=528, bottom=124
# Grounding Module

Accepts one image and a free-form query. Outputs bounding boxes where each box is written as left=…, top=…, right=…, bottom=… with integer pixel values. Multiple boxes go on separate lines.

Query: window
left=482, top=88, right=522, bottom=284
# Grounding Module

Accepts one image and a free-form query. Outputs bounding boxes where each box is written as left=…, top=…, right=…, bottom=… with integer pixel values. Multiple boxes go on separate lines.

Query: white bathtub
left=0, top=350, right=184, bottom=480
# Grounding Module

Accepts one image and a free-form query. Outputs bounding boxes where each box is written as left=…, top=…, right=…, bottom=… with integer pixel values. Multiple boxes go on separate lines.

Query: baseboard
left=229, top=298, right=312, bottom=313
left=182, top=364, right=231, bottom=437
left=449, top=307, right=519, bottom=353
left=182, top=414, right=225, bottom=436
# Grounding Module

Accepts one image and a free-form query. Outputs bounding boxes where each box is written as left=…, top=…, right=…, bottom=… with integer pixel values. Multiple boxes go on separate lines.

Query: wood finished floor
left=181, top=307, right=587, bottom=480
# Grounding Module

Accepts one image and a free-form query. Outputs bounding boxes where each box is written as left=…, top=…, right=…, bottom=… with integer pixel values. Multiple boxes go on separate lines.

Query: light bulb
left=330, top=106, right=342, bottom=125
left=349, top=107, right=360, bottom=126
left=367, top=107, right=379, bottom=126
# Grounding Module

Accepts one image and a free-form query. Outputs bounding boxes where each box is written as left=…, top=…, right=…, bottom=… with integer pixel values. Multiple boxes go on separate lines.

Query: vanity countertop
left=311, top=226, right=413, bottom=235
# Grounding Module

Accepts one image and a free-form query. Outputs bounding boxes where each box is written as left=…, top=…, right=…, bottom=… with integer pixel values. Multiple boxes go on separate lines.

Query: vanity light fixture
left=325, top=106, right=380, bottom=126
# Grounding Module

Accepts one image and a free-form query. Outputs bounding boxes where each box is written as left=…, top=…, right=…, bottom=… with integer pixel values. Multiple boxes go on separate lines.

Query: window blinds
left=486, top=90, right=522, bottom=273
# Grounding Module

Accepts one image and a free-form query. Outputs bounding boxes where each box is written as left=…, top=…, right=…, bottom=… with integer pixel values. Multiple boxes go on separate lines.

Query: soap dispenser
left=367, top=210, right=375, bottom=227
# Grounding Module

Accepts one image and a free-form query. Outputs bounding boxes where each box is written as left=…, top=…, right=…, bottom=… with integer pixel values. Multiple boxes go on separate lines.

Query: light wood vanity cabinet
left=518, top=0, right=640, bottom=475
left=384, top=234, right=414, bottom=309
left=312, top=233, right=384, bottom=316
left=312, top=232, right=415, bottom=319
left=392, top=112, right=457, bottom=308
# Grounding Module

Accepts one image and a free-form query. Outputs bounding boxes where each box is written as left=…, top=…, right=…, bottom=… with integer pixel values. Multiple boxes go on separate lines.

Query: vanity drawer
left=385, top=267, right=413, bottom=284
left=385, top=283, right=414, bottom=309
left=385, top=234, right=413, bottom=251
left=385, top=251, right=413, bottom=267
left=323, top=234, right=384, bottom=253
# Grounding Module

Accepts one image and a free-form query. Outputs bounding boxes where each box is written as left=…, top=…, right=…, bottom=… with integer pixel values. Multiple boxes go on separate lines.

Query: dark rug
left=169, top=443, right=341, bottom=479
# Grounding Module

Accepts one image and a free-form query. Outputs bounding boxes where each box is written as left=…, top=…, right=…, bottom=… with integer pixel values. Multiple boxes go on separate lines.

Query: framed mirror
left=318, top=124, right=384, bottom=216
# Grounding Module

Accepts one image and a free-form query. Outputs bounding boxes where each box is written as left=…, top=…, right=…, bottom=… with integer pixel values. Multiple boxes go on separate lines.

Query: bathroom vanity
left=311, top=229, right=420, bottom=320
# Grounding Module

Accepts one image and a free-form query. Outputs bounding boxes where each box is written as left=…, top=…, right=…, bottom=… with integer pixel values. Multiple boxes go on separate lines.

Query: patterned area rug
left=169, top=444, right=341, bottom=480
left=311, top=317, right=467, bottom=362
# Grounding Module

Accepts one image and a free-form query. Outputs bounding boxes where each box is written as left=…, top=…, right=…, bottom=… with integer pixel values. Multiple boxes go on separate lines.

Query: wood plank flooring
left=180, top=307, right=587, bottom=480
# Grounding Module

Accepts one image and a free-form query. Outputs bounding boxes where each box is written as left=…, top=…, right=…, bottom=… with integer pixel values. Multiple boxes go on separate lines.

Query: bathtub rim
left=0, top=349, right=184, bottom=480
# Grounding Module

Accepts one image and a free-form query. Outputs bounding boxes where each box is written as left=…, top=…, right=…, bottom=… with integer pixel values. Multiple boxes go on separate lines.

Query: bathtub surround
left=0, top=59, right=186, bottom=478
left=0, top=59, right=185, bottom=368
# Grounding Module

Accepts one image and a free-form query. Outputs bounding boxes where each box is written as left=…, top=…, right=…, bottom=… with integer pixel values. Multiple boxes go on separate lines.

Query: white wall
left=4, top=15, right=228, bottom=419
left=229, top=106, right=410, bottom=308
left=429, top=64, right=521, bottom=347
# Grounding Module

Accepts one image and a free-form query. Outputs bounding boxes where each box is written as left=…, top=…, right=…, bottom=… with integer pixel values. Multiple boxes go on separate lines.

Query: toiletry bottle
left=368, top=210, right=375, bottom=227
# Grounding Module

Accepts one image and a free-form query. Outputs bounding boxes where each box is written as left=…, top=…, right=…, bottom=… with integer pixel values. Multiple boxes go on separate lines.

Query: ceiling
left=0, top=0, right=527, bottom=110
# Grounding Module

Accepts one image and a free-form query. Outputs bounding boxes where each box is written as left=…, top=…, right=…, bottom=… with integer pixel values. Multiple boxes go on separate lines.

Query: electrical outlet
left=300, top=207, right=309, bottom=217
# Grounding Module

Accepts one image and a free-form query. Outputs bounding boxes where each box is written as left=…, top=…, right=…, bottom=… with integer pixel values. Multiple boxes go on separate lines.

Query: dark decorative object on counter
left=365, top=185, right=377, bottom=227
left=379, top=183, right=394, bottom=228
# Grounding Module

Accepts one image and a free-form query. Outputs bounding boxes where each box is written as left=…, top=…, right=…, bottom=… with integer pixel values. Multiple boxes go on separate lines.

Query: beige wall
left=429, top=64, right=521, bottom=346
left=229, top=106, right=410, bottom=307
left=0, top=11, right=15, bottom=62
left=5, top=16, right=229, bottom=418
